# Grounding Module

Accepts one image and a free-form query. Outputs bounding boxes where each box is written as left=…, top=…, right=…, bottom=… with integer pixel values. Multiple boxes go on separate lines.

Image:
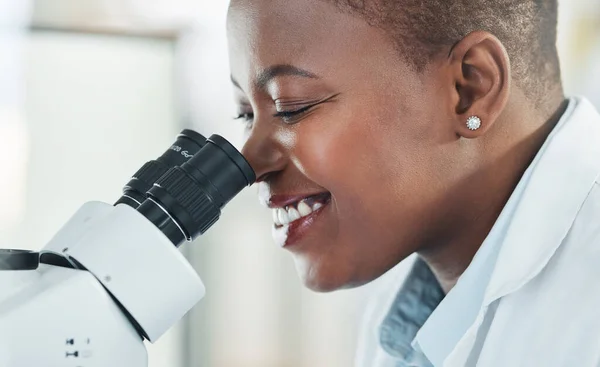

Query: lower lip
left=272, top=202, right=329, bottom=248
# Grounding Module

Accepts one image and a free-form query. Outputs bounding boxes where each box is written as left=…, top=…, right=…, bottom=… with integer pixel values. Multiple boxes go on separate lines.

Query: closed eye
left=234, top=112, right=254, bottom=121
left=273, top=104, right=314, bottom=123
left=234, top=112, right=254, bottom=130
left=274, top=93, right=340, bottom=124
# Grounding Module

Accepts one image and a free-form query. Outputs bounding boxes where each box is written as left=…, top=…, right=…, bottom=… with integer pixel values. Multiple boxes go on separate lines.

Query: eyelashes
left=233, top=105, right=312, bottom=127
left=234, top=112, right=254, bottom=121
left=234, top=93, right=339, bottom=127
left=233, top=112, right=254, bottom=130
left=273, top=103, right=315, bottom=123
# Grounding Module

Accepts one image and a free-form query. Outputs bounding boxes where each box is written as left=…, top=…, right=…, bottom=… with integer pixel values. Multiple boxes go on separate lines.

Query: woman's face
left=227, top=0, right=467, bottom=291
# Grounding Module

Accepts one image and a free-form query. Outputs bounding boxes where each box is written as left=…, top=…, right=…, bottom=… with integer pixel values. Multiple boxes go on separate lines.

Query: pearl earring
left=466, top=116, right=482, bottom=131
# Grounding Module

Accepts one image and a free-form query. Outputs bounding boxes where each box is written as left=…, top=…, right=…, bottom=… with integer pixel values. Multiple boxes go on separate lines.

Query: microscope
left=0, top=130, right=255, bottom=367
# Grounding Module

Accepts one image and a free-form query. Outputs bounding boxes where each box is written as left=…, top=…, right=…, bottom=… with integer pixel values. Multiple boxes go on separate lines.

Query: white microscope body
left=0, top=131, right=255, bottom=367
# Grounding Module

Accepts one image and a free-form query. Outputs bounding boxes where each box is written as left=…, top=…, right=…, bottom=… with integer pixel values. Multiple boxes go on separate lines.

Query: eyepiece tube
left=115, top=129, right=206, bottom=208
left=137, top=134, right=255, bottom=246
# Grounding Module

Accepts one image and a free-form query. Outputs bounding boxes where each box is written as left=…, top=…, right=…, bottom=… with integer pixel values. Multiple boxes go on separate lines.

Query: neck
left=419, top=90, right=568, bottom=294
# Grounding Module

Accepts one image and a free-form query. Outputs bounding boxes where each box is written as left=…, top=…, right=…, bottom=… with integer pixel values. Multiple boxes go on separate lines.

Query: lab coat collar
left=484, top=97, right=600, bottom=305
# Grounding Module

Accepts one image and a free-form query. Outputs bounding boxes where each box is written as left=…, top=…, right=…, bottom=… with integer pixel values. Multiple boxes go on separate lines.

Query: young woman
left=227, top=0, right=600, bottom=365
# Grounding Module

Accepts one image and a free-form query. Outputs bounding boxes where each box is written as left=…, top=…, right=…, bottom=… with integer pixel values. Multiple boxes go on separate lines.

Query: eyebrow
left=230, top=64, right=320, bottom=91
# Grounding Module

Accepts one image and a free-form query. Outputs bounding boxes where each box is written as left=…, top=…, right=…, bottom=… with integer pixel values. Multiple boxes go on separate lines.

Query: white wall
left=2, top=30, right=181, bottom=367
left=556, top=0, right=600, bottom=107
left=0, top=0, right=32, bottom=231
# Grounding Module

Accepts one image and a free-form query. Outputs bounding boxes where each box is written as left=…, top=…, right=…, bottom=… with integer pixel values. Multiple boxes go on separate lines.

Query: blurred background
left=0, top=1, right=598, bottom=366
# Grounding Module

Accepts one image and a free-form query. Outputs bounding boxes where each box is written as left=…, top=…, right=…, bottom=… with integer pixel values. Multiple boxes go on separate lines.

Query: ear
left=448, top=30, right=511, bottom=138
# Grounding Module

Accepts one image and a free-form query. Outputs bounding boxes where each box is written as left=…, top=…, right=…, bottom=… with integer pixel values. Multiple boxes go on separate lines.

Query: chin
left=294, top=256, right=370, bottom=293
left=301, top=275, right=342, bottom=293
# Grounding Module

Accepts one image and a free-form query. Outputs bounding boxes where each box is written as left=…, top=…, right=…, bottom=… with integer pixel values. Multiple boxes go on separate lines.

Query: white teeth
left=287, top=207, right=301, bottom=221
left=273, top=208, right=282, bottom=226
left=278, top=208, right=290, bottom=225
left=297, top=201, right=312, bottom=216
left=271, top=198, right=328, bottom=226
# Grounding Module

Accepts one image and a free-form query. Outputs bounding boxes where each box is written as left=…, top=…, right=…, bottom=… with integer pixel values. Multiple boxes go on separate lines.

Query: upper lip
left=267, top=192, right=329, bottom=209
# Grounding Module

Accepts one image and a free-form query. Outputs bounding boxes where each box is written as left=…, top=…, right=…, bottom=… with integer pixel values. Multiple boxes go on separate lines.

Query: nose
left=241, top=125, right=288, bottom=183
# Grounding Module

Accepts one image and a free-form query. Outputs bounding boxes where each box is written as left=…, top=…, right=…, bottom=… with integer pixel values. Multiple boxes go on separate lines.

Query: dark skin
left=227, top=0, right=566, bottom=293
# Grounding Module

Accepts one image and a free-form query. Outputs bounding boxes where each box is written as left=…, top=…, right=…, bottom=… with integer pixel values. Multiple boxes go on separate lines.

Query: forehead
left=227, top=0, right=398, bottom=88
left=227, top=0, right=337, bottom=52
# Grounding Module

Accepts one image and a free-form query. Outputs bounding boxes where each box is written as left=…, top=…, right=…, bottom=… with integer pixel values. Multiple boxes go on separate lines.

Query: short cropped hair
left=329, top=0, right=561, bottom=104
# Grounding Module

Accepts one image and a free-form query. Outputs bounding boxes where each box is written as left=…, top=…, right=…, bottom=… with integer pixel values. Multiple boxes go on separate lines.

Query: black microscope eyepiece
left=136, top=134, right=255, bottom=246
left=115, top=129, right=207, bottom=208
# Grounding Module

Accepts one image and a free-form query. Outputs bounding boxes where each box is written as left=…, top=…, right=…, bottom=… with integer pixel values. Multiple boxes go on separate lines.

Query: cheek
left=290, top=114, right=397, bottom=248
left=293, top=118, right=374, bottom=192
left=293, top=97, right=430, bottom=196
left=291, top=96, right=447, bottom=242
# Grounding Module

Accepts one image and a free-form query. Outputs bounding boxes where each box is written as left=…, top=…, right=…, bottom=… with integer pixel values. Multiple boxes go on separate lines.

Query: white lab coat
left=357, top=97, right=600, bottom=367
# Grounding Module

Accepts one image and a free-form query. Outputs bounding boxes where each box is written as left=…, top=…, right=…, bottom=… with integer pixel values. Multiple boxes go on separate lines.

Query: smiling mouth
left=272, top=192, right=331, bottom=227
